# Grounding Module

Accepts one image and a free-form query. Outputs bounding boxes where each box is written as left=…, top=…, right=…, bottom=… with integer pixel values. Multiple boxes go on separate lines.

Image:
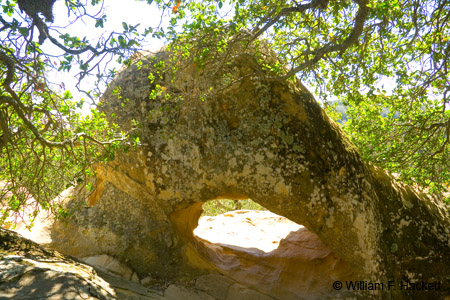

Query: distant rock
left=1, top=186, right=74, bottom=246
left=194, top=210, right=303, bottom=253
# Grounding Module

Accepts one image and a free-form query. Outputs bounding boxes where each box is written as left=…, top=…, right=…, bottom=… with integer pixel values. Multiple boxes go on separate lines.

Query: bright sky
left=50, top=0, right=166, bottom=49
left=45, top=0, right=166, bottom=106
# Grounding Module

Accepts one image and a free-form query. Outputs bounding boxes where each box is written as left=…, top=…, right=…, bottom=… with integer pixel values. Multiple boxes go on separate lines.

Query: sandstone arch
left=49, top=45, right=450, bottom=300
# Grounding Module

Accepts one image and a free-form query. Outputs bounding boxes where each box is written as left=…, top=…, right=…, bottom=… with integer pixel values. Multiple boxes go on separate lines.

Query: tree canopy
left=1, top=0, right=449, bottom=224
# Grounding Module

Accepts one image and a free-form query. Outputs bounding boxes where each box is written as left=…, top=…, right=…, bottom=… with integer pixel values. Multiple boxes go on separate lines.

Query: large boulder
left=45, top=42, right=450, bottom=300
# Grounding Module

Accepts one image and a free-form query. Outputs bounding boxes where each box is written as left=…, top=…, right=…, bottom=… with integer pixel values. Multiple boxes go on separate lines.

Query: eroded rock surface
left=41, top=41, right=450, bottom=300
left=194, top=210, right=354, bottom=300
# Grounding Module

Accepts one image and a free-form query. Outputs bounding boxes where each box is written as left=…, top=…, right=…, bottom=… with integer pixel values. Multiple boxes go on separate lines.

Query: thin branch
left=278, top=0, right=369, bottom=80
left=0, top=53, right=126, bottom=149
left=250, top=0, right=327, bottom=43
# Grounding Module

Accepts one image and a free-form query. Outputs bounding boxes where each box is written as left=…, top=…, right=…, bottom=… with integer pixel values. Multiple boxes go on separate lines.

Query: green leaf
left=18, top=27, right=29, bottom=37
left=95, top=19, right=104, bottom=28
left=128, top=39, right=137, bottom=47
left=118, top=36, right=127, bottom=47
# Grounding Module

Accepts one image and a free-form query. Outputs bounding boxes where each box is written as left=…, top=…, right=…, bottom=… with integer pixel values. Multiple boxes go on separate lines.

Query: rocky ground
left=1, top=210, right=354, bottom=300
left=0, top=226, right=277, bottom=300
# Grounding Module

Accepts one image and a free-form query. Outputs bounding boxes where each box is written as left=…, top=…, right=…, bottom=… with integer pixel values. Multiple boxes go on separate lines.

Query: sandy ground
left=194, top=210, right=303, bottom=252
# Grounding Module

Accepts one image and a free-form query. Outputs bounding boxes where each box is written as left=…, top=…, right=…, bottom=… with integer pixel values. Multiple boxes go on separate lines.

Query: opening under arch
left=171, top=197, right=357, bottom=300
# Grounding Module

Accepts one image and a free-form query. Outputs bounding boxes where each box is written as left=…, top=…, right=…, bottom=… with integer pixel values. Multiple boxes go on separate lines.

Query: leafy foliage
left=1, top=0, right=449, bottom=226
left=0, top=0, right=149, bottom=223
left=201, top=198, right=265, bottom=217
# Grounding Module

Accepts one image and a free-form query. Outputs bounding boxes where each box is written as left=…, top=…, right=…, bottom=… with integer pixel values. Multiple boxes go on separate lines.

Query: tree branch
left=250, top=0, right=326, bottom=43
left=0, top=49, right=127, bottom=149
left=278, top=0, right=369, bottom=80
left=1, top=94, right=128, bottom=148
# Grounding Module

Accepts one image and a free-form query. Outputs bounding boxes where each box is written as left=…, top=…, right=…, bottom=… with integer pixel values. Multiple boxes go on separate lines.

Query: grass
left=201, top=198, right=266, bottom=216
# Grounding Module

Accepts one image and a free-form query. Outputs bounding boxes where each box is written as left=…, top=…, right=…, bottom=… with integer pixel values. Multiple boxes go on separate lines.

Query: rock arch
left=48, top=46, right=450, bottom=300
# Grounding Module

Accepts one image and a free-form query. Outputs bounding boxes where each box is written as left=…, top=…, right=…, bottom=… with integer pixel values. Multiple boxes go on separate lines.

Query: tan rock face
left=50, top=180, right=182, bottom=278
left=81, top=254, right=138, bottom=282
left=44, top=41, right=450, bottom=300
left=193, top=210, right=354, bottom=300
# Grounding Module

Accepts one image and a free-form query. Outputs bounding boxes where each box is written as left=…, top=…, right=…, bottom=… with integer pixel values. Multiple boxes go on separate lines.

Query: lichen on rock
left=43, top=39, right=450, bottom=300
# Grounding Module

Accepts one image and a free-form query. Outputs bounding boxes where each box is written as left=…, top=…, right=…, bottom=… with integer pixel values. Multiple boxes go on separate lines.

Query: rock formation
left=39, top=41, right=450, bottom=300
